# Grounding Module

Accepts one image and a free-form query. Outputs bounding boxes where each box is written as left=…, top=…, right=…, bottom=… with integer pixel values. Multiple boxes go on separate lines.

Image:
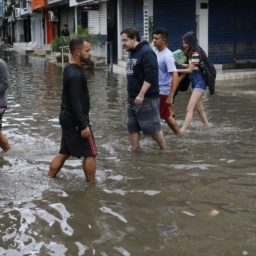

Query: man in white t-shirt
left=153, top=28, right=180, bottom=135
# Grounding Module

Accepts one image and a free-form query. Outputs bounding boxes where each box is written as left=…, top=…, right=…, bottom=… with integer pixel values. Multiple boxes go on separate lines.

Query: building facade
left=113, top=0, right=256, bottom=65
left=1, top=0, right=255, bottom=65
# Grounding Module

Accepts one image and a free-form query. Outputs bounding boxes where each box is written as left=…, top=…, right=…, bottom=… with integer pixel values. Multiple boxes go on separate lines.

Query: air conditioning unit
left=48, top=11, right=58, bottom=22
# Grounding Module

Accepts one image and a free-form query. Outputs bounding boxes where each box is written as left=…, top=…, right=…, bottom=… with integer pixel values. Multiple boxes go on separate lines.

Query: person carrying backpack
left=177, top=31, right=215, bottom=134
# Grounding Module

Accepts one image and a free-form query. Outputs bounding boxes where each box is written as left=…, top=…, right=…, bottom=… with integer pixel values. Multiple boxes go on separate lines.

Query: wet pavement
left=0, top=51, right=256, bottom=255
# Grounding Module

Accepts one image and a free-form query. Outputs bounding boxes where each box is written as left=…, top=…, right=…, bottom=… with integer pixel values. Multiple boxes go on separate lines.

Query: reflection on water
left=0, top=51, right=256, bottom=255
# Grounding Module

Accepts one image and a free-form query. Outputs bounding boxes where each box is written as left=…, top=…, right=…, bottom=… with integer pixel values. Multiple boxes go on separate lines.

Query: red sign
left=32, top=0, right=46, bottom=10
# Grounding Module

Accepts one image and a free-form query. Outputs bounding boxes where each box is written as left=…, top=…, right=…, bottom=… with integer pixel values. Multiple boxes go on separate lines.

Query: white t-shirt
left=155, top=48, right=177, bottom=95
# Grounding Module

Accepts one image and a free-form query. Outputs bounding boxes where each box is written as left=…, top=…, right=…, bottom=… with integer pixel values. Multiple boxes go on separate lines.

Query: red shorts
left=160, top=95, right=173, bottom=119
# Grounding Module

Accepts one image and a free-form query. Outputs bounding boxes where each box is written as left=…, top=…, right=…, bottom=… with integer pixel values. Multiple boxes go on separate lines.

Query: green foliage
left=51, top=26, right=95, bottom=52
left=70, top=26, right=95, bottom=41
left=51, top=36, right=69, bottom=52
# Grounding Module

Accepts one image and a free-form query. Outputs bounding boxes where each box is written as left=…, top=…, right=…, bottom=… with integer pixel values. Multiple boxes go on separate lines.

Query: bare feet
left=48, top=169, right=60, bottom=178
left=2, top=144, right=11, bottom=152
left=179, top=128, right=186, bottom=135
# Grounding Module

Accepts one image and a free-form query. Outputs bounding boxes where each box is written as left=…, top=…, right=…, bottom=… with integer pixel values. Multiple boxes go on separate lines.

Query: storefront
left=69, top=0, right=107, bottom=36
left=31, top=0, right=46, bottom=48
left=21, top=0, right=32, bottom=43
left=154, top=0, right=196, bottom=52
left=47, top=0, right=73, bottom=43
left=208, top=0, right=256, bottom=64
left=14, top=8, right=23, bottom=42
left=121, top=0, right=144, bottom=36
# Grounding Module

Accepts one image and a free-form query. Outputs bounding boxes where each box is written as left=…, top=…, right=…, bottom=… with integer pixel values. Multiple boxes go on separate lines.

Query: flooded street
left=0, top=51, right=256, bottom=255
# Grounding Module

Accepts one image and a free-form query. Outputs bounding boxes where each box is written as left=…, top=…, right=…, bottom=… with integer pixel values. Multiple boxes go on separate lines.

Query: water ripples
left=0, top=52, right=256, bottom=255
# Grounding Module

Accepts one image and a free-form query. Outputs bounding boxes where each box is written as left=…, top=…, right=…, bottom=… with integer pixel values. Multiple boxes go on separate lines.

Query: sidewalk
left=215, top=68, right=256, bottom=81
left=9, top=43, right=256, bottom=81
left=114, top=61, right=256, bottom=81
left=10, top=43, right=105, bottom=69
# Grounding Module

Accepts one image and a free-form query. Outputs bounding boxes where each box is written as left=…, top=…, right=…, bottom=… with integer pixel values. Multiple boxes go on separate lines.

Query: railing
left=59, top=46, right=70, bottom=68
left=105, top=42, right=113, bottom=73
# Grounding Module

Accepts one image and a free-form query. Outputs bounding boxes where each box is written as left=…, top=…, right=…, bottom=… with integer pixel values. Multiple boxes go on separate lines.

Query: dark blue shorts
left=190, top=71, right=207, bottom=92
left=127, top=97, right=161, bottom=135
left=59, top=126, right=97, bottom=158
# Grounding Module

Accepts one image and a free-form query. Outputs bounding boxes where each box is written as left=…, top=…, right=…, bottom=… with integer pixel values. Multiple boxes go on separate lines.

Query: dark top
left=61, top=29, right=70, bottom=37
left=59, top=64, right=90, bottom=130
left=126, top=40, right=159, bottom=98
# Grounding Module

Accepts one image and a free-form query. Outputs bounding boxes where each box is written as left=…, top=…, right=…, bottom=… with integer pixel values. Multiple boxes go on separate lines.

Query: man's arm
left=135, top=81, right=151, bottom=105
left=135, top=51, right=158, bottom=105
left=166, top=71, right=179, bottom=105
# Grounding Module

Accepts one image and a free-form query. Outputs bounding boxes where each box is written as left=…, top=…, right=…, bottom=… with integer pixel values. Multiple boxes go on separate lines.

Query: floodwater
left=0, top=51, right=256, bottom=256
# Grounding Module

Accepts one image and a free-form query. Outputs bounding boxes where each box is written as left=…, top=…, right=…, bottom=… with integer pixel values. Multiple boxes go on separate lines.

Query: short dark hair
left=69, top=37, right=89, bottom=53
left=153, top=28, right=168, bottom=41
left=120, top=27, right=141, bottom=42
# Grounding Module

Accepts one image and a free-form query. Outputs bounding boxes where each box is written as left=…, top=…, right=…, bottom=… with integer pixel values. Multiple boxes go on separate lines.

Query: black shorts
left=59, top=126, right=97, bottom=158
left=0, top=107, right=7, bottom=129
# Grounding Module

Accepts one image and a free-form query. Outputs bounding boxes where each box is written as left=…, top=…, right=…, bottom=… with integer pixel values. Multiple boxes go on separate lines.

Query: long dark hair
left=182, top=31, right=206, bottom=57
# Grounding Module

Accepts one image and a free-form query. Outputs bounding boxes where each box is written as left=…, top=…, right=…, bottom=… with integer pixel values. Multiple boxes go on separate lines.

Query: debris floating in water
left=208, top=209, right=219, bottom=217
left=182, top=210, right=196, bottom=217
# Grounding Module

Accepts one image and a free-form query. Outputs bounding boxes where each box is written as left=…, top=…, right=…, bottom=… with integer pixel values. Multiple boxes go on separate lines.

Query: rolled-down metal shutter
left=234, top=0, right=256, bottom=61
left=88, top=2, right=107, bottom=35
left=154, top=0, right=196, bottom=51
left=209, top=0, right=256, bottom=64
left=209, top=1, right=236, bottom=63
left=122, top=0, right=144, bottom=36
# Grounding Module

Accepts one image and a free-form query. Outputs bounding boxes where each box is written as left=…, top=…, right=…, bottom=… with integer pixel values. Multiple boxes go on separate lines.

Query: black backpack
left=174, top=63, right=190, bottom=97
left=198, top=51, right=216, bottom=95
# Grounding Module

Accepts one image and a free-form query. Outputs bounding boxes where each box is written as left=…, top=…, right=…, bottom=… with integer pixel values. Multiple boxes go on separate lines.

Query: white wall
left=196, top=0, right=209, bottom=54
left=88, top=3, right=107, bottom=35
left=31, top=13, right=44, bottom=48
left=14, top=20, right=24, bottom=42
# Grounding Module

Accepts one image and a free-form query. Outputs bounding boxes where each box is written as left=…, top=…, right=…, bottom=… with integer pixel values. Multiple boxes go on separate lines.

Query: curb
left=113, top=64, right=256, bottom=81
left=216, top=71, right=256, bottom=81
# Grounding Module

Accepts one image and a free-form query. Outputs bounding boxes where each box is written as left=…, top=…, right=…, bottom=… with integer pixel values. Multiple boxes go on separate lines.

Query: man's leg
left=129, top=132, right=140, bottom=151
left=83, top=156, right=96, bottom=183
left=152, top=130, right=167, bottom=149
left=48, top=153, right=69, bottom=178
left=0, top=130, right=11, bottom=152
left=160, top=95, right=180, bottom=135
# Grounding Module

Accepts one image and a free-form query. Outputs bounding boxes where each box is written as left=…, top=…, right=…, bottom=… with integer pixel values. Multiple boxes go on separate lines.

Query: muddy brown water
left=0, top=51, right=256, bottom=255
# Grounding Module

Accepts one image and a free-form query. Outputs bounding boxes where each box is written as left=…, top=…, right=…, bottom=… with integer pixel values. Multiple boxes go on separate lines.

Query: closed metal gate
left=209, top=0, right=256, bottom=64
left=154, top=0, right=196, bottom=51
left=122, top=0, right=144, bottom=36
left=88, top=3, right=107, bottom=35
